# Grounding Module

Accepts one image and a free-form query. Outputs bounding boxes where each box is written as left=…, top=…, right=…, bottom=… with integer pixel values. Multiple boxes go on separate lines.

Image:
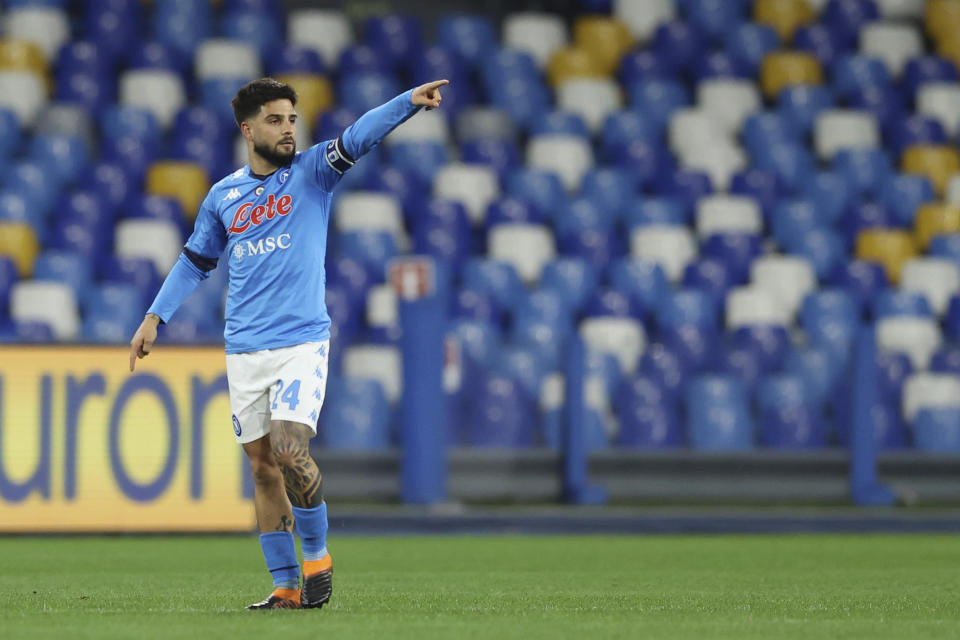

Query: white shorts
left=225, top=341, right=330, bottom=444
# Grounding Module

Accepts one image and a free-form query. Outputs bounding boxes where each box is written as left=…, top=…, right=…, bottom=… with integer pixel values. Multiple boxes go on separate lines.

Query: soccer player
left=128, top=77, right=448, bottom=610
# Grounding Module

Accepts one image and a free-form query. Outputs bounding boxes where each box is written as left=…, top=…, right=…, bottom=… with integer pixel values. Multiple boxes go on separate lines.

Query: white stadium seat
left=195, top=39, right=262, bottom=80
left=947, top=174, right=960, bottom=205
left=433, top=163, right=500, bottom=225
left=366, top=284, right=398, bottom=330
left=859, top=23, right=922, bottom=77
left=526, top=135, right=594, bottom=192
left=5, top=7, right=70, bottom=59
left=580, top=317, right=647, bottom=374
left=900, top=258, right=960, bottom=317
left=696, top=196, right=762, bottom=238
left=503, top=12, right=568, bottom=68
left=115, top=219, right=183, bottom=276
left=10, top=281, right=78, bottom=340
left=680, top=142, right=748, bottom=191
left=385, top=108, right=450, bottom=145
left=697, top=79, right=761, bottom=136
left=334, top=192, right=405, bottom=245
left=814, top=109, right=879, bottom=160
left=36, top=103, right=94, bottom=147
left=668, top=108, right=728, bottom=158
left=876, top=316, right=942, bottom=370
left=119, top=70, right=186, bottom=130
left=455, top=107, right=516, bottom=142
left=875, top=0, right=925, bottom=20
left=487, top=223, right=557, bottom=285
left=902, top=373, right=960, bottom=421
left=614, top=0, right=675, bottom=42
left=556, top=78, right=622, bottom=133
left=750, top=255, right=817, bottom=321
left=287, top=10, right=354, bottom=68
left=630, top=225, right=697, bottom=283
left=916, top=83, right=960, bottom=138
left=726, top=286, right=790, bottom=329
left=0, top=72, right=46, bottom=127
left=344, top=344, right=402, bottom=403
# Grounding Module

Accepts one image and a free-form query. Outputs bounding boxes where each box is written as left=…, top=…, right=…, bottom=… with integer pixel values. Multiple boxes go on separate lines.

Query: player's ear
left=240, top=120, right=252, bottom=141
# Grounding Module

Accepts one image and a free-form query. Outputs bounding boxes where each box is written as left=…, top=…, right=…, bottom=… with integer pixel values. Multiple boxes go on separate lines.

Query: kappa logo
left=223, top=188, right=241, bottom=201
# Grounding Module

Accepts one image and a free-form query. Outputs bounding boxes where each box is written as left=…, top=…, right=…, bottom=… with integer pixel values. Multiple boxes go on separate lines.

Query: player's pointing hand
left=411, top=79, right=449, bottom=110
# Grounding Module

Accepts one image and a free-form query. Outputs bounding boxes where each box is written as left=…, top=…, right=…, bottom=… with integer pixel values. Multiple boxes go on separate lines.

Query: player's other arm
left=338, top=79, right=449, bottom=162
left=129, top=195, right=226, bottom=371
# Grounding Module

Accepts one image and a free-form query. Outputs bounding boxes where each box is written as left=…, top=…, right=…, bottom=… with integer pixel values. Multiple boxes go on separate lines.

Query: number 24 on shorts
left=272, top=379, right=301, bottom=411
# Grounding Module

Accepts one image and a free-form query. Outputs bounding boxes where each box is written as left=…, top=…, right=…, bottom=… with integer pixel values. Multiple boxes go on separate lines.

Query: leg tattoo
left=275, top=514, right=293, bottom=532
left=271, top=421, right=324, bottom=508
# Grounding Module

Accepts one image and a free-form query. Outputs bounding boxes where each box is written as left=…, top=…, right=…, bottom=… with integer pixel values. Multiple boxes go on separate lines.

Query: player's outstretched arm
left=129, top=313, right=161, bottom=371
left=411, top=79, right=449, bottom=110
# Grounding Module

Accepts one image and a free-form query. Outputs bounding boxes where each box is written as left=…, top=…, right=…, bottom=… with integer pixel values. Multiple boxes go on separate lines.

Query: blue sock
left=292, top=503, right=329, bottom=561
left=259, top=531, right=300, bottom=590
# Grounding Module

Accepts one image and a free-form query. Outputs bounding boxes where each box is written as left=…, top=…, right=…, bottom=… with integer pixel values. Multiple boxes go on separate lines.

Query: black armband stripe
left=183, top=246, right=218, bottom=272
left=324, top=136, right=356, bottom=175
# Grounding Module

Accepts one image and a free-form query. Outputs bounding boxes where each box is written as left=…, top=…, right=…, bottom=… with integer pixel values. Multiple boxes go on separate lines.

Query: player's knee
left=248, top=453, right=281, bottom=486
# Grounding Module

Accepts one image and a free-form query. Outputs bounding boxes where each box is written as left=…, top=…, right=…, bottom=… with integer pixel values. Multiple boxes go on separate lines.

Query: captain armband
left=324, top=136, right=356, bottom=175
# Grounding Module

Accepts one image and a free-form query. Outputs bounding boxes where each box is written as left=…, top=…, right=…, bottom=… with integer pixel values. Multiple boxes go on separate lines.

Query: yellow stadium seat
left=901, top=144, right=960, bottom=197
left=926, top=0, right=960, bottom=46
left=0, top=222, right=39, bottom=277
left=146, top=162, right=210, bottom=221
left=547, top=46, right=605, bottom=86
left=273, top=73, right=334, bottom=125
left=572, top=16, right=633, bottom=76
left=0, top=39, right=47, bottom=77
left=759, top=51, right=823, bottom=98
left=915, top=203, right=960, bottom=250
left=754, top=0, right=815, bottom=42
left=855, top=229, right=916, bottom=284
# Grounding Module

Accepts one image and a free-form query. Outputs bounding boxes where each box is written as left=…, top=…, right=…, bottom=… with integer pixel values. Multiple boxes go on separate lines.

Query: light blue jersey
left=147, top=89, right=421, bottom=354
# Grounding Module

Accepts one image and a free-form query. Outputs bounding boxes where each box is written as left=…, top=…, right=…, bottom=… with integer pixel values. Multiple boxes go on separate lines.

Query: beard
left=253, top=138, right=296, bottom=168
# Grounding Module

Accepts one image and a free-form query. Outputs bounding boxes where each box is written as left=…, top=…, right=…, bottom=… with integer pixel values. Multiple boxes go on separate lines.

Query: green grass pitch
left=1, top=534, right=958, bottom=639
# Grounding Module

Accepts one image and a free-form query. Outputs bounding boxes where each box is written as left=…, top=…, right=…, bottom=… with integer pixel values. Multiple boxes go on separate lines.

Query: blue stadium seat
left=656, top=289, right=719, bottom=333
left=625, top=196, right=689, bottom=229
left=832, top=148, right=892, bottom=199
left=267, top=44, right=325, bottom=75
left=756, top=374, right=826, bottom=448
left=729, top=169, right=783, bottom=220
left=800, top=289, right=859, bottom=359
left=511, top=314, right=568, bottom=372
left=732, top=325, right=791, bottom=373
left=222, top=10, right=282, bottom=58
left=153, top=0, right=211, bottom=62
left=223, top=0, right=282, bottom=15
left=57, top=41, right=109, bottom=77
left=467, top=373, right=537, bottom=447
left=929, top=235, right=960, bottom=265
left=169, top=134, right=230, bottom=181
left=658, top=169, right=714, bottom=208
left=946, top=296, right=960, bottom=341
left=13, top=321, right=55, bottom=343
left=772, top=199, right=824, bottom=250
left=386, top=141, right=449, bottom=184
left=497, top=344, right=548, bottom=402
left=33, top=251, right=93, bottom=302
left=412, top=200, right=472, bottom=271
left=451, top=286, right=504, bottom=327
left=608, top=259, right=668, bottom=318
left=0, top=257, right=17, bottom=318
left=777, top=85, right=834, bottom=134
left=639, top=342, right=690, bottom=400
left=173, top=106, right=228, bottom=142
left=4, top=161, right=60, bottom=216
left=29, top=135, right=90, bottom=186
left=558, top=226, right=623, bottom=273
left=751, top=142, right=816, bottom=192
left=601, top=110, right=657, bottom=154
left=199, top=77, right=247, bottom=124
left=315, top=106, right=359, bottom=141
left=337, top=230, right=398, bottom=281
left=101, top=135, right=158, bottom=181
left=712, top=342, right=764, bottom=393
left=338, top=73, right=400, bottom=114
left=516, top=288, right=574, bottom=328
left=930, top=344, right=960, bottom=375
left=0, top=109, right=20, bottom=162
left=50, top=190, right=114, bottom=242
left=832, top=55, right=891, bottom=99
left=462, top=258, right=524, bottom=313
left=325, top=285, right=360, bottom=344
left=660, top=323, right=712, bottom=372
left=846, top=85, right=905, bottom=132
left=84, top=0, right=142, bottom=59
left=580, top=168, right=636, bottom=220
left=619, top=49, right=674, bottom=85
left=490, top=76, right=551, bottom=131
left=325, top=255, right=372, bottom=308
left=605, top=139, right=673, bottom=190
left=320, top=378, right=391, bottom=450
left=460, top=140, right=520, bottom=179
left=81, top=282, right=145, bottom=343
left=450, top=318, right=501, bottom=376
left=653, top=20, right=704, bottom=73
left=726, top=23, right=779, bottom=73
left=129, top=41, right=184, bottom=73
left=701, top=232, right=763, bottom=284
left=873, top=290, right=933, bottom=319
left=528, top=110, right=590, bottom=138
left=436, top=14, right=496, bottom=69
left=695, top=51, right=750, bottom=80
left=912, top=408, right=960, bottom=452
left=615, top=373, right=682, bottom=447
left=485, top=196, right=545, bottom=229
left=843, top=201, right=894, bottom=248
left=742, top=112, right=802, bottom=155
left=162, top=286, right=224, bottom=343
left=902, top=56, right=960, bottom=98
left=364, top=15, right=422, bottom=70
left=627, top=79, right=690, bottom=133
left=339, top=44, right=391, bottom=77
left=880, top=174, right=935, bottom=227
left=555, top=197, right=614, bottom=235
left=539, top=258, right=598, bottom=313
left=682, top=258, right=735, bottom=303
left=99, top=255, right=161, bottom=298
left=504, top=168, right=567, bottom=219
left=823, top=0, right=879, bottom=48
left=787, top=228, right=845, bottom=280
left=480, top=48, right=539, bottom=94
left=0, top=190, right=45, bottom=232
left=888, top=116, right=947, bottom=160
left=795, top=24, right=843, bottom=66
left=801, top=171, right=853, bottom=227
left=876, top=351, right=912, bottom=402
left=100, top=106, right=161, bottom=147
left=410, top=45, right=470, bottom=86
left=366, top=165, right=428, bottom=222
left=583, top=287, right=640, bottom=320
left=126, top=195, right=188, bottom=238
left=686, top=376, right=754, bottom=450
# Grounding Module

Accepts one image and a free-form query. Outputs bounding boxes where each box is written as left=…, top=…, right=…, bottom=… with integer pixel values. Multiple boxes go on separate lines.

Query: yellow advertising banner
left=0, top=347, right=255, bottom=532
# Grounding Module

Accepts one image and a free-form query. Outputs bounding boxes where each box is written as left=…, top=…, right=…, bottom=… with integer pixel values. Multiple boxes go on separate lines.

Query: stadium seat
left=756, top=374, right=826, bottom=448
left=455, top=107, right=516, bottom=143
left=467, top=373, right=537, bottom=447
left=927, top=0, right=960, bottom=49
left=614, top=0, right=675, bottom=42
left=487, top=224, right=556, bottom=285
left=859, top=22, right=922, bottom=77
left=701, top=232, right=763, bottom=284
left=875, top=0, right=923, bottom=19
left=902, top=372, right=960, bottom=422
left=555, top=78, right=622, bottom=134
left=462, top=258, right=524, bottom=313
left=882, top=173, right=935, bottom=226
left=119, top=70, right=186, bottom=130
left=33, top=250, right=93, bottom=302
left=0, top=71, right=45, bottom=128
left=287, top=9, right=353, bottom=68
left=902, top=56, right=959, bottom=98
left=899, top=258, right=960, bottom=317
left=114, top=218, right=182, bottom=277
left=81, top=283, right=146, bottom=343
left=914, top=203, right=960, bottom=250
left=271, top=73, right=333, bottom=126
left=630, top=225, right=697, bottom=283
left=697, top=79, right=761, bottom=136
left=0, top=39, right=47, bottom=81
left=628, top=78, right=691, bottom=132
left=526, top=135, right=594, bottom=193
left=855, top=229, right=916, bottom=283
left=912, top=407, right=960, bottom=452
left=365, top=283, right=398, bottom=340
left=795, top=23, right=842, bottom=67
left=608, top=258, right=668, bottom=317
left=363, top=14, right=421, bottom=71
left=386, top=108, right=449, bottom=147
left=267, top=44, right=325, bottom=76
left=10, top=280, right=78, bottom=340
left=433, top=163, right=499, bottom=225
left=343, top=344, right=401, bottom=404
left=546, top=46, right=605, bottom=87
left=686, top=376, right=754, bottom=450
left=726, top=286, right=789, bottom=329
left=29, top=134, right=90, bottom=186
left=695, top=196, right=762, bottom=239
left=873, top=290, right=933, bottom=319
left=668, top=108, right=725, bottom=159
left=615, top=374, right=682, bottom=448
left=877, top=317, right=942, bottom=370
left=194, top=39, right=261, bottom=80
left=335, top=192, right=405, bottom=246
left=0, top=256, right=17, bottom=316
left=580, top=316, right=646, bottom=375
left=626, top=197, right=689, bottom=230
left=503, top=13, right=568, bottom=69
left=0, top=222, right=39, bottom=276
left=653, top=20, right=704, bottom=74
left=572, top=15, right=633, bottom=76
left=845, top=201, right=896, bottom=249
left=5, top=6, right=69, bottom=60
left=145, top=161, right=209, bottom=220
left=813, top=109, right=878, bottom=160
left=760, top=51, right=823, bottom=99
left=320, top=377, right=390, bottom=449
left=749, top=255, right=817, bottom=321
left=916, top=83, right=960, bottom=139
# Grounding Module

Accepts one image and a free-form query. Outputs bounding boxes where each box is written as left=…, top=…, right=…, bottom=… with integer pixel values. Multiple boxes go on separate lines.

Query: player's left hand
left=411, top=79, right=449, bottom=110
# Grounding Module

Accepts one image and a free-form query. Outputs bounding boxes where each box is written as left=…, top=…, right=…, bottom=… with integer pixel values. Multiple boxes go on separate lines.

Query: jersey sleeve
left=184, top=189, right=228, bottom=260
left=309, top=89, right=422, bottom=192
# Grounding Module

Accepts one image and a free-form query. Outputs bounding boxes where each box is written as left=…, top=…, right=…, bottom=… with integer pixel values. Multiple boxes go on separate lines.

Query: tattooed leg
left=242, top=435, right=295, bottom=533
left=270, top=420, right=324, bottom=509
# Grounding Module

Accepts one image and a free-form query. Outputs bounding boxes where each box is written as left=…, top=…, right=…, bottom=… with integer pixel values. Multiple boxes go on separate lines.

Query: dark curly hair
left=231, top=78, right=298, bottom=127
